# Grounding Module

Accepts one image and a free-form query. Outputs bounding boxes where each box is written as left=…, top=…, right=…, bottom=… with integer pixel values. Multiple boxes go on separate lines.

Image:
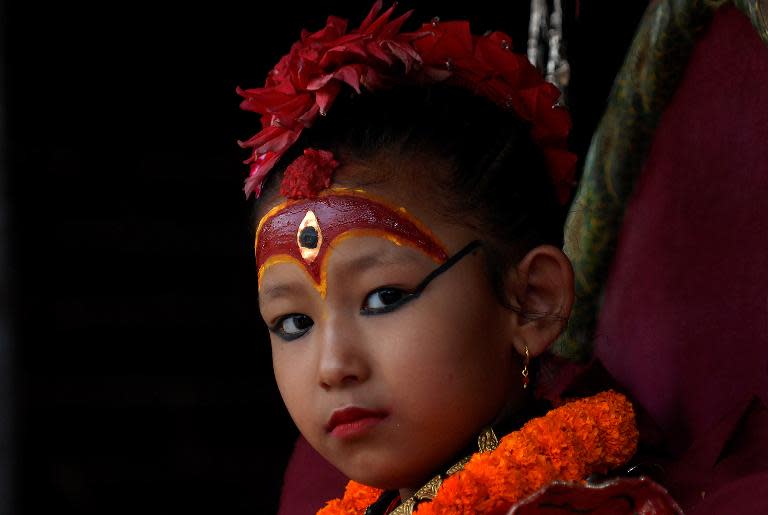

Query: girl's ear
left=504, top=245, right=574, bottom=357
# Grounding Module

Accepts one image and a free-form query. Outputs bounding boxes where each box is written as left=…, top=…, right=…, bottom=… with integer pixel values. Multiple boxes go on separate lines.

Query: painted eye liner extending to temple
left=360, top=240, right=482, bottom=316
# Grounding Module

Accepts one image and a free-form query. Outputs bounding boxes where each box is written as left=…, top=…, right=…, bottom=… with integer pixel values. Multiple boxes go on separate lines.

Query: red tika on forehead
left=255, top=190, right=449, bottom=297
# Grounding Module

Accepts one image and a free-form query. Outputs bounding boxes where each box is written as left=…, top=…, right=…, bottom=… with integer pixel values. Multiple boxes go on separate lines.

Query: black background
left=4, top=1, right=647, bottom=513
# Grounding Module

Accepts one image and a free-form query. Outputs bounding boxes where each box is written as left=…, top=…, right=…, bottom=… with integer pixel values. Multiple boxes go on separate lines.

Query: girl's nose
left=316, top=320, right=371, bottom=390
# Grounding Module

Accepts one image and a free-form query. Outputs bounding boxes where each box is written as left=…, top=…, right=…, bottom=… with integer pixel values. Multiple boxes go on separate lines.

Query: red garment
left=596, top=5, right=768, bottom=513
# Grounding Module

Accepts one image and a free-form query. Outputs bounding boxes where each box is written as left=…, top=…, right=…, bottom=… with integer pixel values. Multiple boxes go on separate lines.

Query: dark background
left=3, top=1, right=647, bottom=513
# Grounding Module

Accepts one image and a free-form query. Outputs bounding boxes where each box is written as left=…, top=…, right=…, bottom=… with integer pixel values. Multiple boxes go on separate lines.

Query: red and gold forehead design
left=255, top=189, right=448, bottom=297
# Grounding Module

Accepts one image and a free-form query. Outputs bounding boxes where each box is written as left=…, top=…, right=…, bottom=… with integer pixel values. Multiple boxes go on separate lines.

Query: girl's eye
left=271, top=314, right=314, bottom=341
left=361, top=287, right=414, bottom=315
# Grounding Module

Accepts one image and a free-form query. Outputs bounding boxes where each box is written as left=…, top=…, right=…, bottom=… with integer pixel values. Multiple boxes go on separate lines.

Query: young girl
left=239, top=2, right=679, bottom=513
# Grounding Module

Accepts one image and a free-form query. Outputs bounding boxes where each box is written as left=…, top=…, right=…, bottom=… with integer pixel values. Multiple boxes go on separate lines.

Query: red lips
left=326, top=406, right=388, bottom=438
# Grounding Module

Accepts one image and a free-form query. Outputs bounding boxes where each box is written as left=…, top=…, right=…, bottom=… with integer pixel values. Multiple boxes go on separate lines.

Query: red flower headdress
left=238, top=1, right=577, bottom=202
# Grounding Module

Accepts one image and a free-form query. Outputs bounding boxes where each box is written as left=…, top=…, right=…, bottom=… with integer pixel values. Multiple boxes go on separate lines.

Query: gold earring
left=521, top=344, right=530, bottom=389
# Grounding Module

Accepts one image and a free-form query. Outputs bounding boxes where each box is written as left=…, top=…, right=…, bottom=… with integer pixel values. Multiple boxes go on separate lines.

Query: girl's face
left=256, top=175, right=522, bottom=490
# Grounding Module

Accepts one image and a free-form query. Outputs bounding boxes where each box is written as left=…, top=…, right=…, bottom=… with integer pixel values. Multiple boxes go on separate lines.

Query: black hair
left=255, top=83, right=567, bottom=310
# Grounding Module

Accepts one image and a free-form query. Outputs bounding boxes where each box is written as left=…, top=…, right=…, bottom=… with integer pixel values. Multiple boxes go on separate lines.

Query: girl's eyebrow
left=259, top=282, right=305, bottom=302
left=337, top=249, right=424, bottom=275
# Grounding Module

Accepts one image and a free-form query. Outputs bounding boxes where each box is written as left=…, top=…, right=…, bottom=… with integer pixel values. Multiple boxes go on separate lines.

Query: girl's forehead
left=255, top=188, right=452, bottom=298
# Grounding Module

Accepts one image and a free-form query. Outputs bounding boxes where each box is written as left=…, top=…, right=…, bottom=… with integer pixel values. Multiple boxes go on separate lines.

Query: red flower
left=237, top=1, right=424, bottom=198
left=238, top=1, right=577, bottom=203
left=280, top=148, right=340, bottom=199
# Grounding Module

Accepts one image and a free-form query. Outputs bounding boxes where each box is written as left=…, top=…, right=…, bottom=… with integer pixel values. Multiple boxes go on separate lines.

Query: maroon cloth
left=595, top=5, right=768, bottom=513
left=277, top=436, right=347, bottom=515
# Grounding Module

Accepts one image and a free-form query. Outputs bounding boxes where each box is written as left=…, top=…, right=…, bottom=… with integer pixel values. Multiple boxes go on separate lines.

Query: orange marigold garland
left=317, top=391, right=638, bottom=515
left=320, top=481, right=383, bottom=515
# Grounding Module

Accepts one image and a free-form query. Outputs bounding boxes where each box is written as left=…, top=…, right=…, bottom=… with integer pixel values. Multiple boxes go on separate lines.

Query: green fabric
left=551, top=0, right=726, bottom=361
left=734, top=0, right=768, bottom=44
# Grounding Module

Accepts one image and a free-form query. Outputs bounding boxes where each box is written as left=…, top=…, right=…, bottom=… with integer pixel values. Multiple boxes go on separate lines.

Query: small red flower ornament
left=280, top=148, right=340, bottom=199
left=238, top=1, right=577, bottom=203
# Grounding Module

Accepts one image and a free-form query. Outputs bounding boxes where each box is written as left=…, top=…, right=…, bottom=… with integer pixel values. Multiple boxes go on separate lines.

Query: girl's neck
left=398, top=486, right=417, bottom=503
